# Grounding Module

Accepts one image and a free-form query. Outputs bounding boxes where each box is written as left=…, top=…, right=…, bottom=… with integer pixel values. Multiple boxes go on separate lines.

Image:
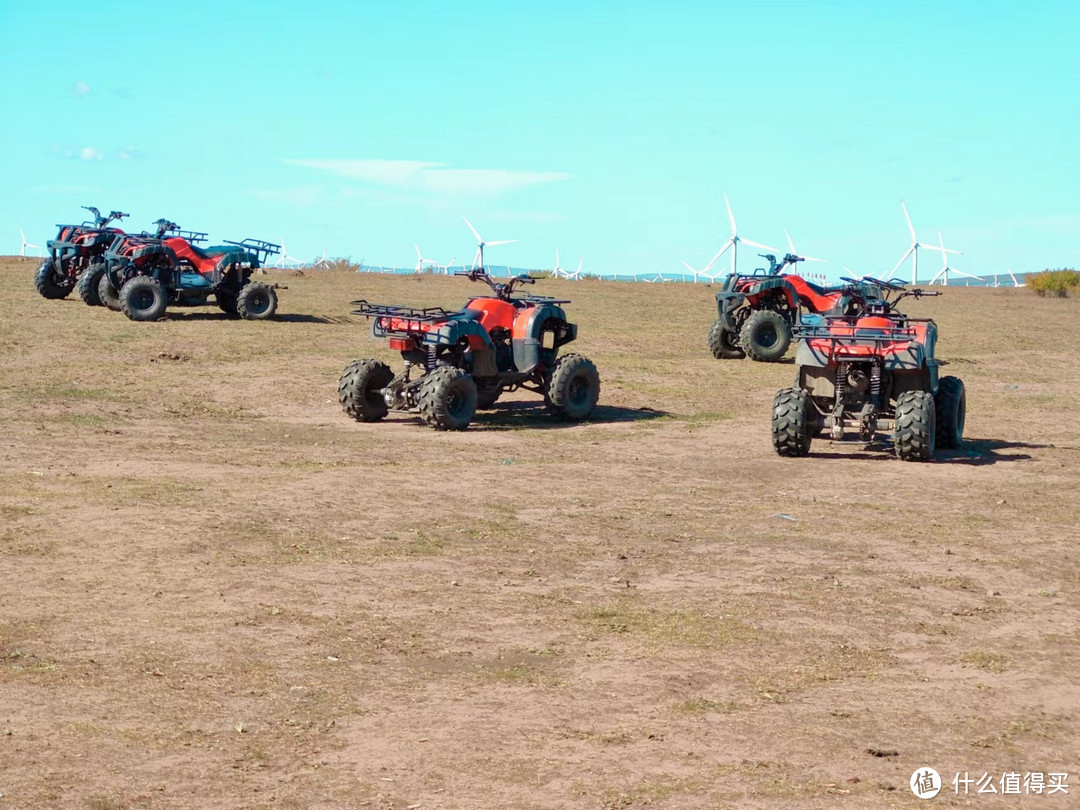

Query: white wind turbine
left=1008, top=270, right=1025, bottom=288
left=680, top=247, right=724, bottom=282
left=20, top=228, right=42, bottom=257
left=436, top=256, right=457, bottom=275
left=275, top=237, right=304, bottom=268
left=567, top=255, right=583, bottom=280
left=462, top=215, right=517, bottom=270
left=313, top=248, right=329, bottom=269
left=927, top=232, right=975, bottom=285
left=414, top=244, right=438, bottom=273
left=888, top=200, right=948, bottom=284
left=552, top=248, right=565, bottom=278
left=712, top=194, right=779, bottom=277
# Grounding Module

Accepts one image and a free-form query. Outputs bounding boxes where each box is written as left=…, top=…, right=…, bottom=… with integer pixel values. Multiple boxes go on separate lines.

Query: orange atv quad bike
left=772, top=276, right=965, bottom=461
left=339, top=270, right=600, bottom=431
left=34, top=206, right=129, bottom=303
left=709, top=253, right=881, bottom=362
left=100, top=219, right=279, bottom=321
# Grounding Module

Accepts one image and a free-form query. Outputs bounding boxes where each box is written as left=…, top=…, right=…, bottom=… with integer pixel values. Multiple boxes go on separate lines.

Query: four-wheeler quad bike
left=708, top=253, right=882, bottom=363
left=339, top=270, right=600, bottom=431
left=34, top=206, right=129, bottom=302
left=771, top=276, right=966, bottom=462
left=100, top=219, right=281, bottom=321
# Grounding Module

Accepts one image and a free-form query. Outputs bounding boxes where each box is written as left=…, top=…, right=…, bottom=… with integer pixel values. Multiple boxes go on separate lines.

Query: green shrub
left=1028, top=268, right=1080, bottom=298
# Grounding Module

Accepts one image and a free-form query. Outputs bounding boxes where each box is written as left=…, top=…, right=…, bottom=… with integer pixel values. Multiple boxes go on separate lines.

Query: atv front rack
left=350, top=300, right=455, bottom=321
left=794, top=316, right=934, bottom=344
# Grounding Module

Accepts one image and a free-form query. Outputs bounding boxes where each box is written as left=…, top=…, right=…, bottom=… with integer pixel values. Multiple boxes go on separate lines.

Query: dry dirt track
left=1, top=256, right=1078, bottom=809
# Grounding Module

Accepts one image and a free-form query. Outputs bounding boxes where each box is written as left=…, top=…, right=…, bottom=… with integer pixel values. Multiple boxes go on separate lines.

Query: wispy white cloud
left=285, top=159, right=572, bottom=196
left=73, top=81, right=91, bottom=96
left=116, top=146, right=141, bottom=160
left=79, top=147, right=104, bottom=161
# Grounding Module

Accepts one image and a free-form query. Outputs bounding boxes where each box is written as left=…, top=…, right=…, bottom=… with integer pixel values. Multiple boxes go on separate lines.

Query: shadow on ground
left=808, top=438, right=1056, bottom=465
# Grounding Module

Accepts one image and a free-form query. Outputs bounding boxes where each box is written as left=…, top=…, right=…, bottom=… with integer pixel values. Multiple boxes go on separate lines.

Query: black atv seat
left=188, top=244, right=241, bottom=261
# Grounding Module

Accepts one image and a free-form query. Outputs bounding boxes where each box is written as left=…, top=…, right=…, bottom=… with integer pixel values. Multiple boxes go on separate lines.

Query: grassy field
left=1, top=257, right=1078, bottom=809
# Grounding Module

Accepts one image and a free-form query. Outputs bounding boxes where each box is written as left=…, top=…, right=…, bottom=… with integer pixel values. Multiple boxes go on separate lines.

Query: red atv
left=339, top=270, right=600, bottom=431
left=100, top=220, right=279, bottom=321
left=772, top=277, right=965, bottom=461
left=34, top=207, right=128, bottom=302
left=709, top=253, right=878, bottom=362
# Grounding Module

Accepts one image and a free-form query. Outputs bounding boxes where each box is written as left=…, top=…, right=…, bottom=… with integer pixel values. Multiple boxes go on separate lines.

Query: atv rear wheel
left=79, top=263, right=106, bottom=306
left=935, top=375, right=966, bottom=449
left=545, top=353, right=600, bottom=421
left=740, top=310, right=792, bottom=362
left=237, top=281, right=277, bottom=320
left=894, top=390, right=936, bottom=461
left=707, top=319, right=744, bottom=359
left=339, top=358, right=394, bottom=422
left=98, top=273, right=123, bottom=311
left=772, top=387, right=814, bottom=457
left=120, top=276, right=168, bottom=322
left=35, top=259, right=71, bottom=300
left=418, top=366, right=477, bottom=431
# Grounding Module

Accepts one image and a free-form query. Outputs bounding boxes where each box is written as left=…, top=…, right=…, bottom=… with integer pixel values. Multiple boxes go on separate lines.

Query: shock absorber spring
left=426, top=346, right=438, bottom=373
left=870, top=362, right=882, bottom=404
left=835, top=361, right=848, bottom=402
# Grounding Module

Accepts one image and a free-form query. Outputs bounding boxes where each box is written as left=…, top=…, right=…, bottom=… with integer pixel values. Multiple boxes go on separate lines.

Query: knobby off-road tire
left=98, top=273, right=123, bottom=311
left=418, top=366, right=477, bottom=431
left=707, top=319, right=745, bottom=359
left=740, top=309, right=792, bottom=363
left=35, top=259, right=71, bottom=300
left=545, top=353, right=601, bottom=421
left=772, top=387, right=814, bottom=457
left=475, top=381, right=502, bottom=410
left=236, top=281, right=277, bottom=320
left=216, top=288, right=239, bottom=316
left=119, top=275, right=168, bottom=322
left=78, top=263, right=106, bottom=306
left=338, top=359, right=393, bottom=422
left=894, top=390, right=936, bottom=461
left=935, top=375, right=966, bottom=449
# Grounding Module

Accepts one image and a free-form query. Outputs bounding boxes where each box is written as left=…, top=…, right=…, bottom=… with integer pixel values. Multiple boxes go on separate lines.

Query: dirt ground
left=1, top=257, right=1077, bottom=809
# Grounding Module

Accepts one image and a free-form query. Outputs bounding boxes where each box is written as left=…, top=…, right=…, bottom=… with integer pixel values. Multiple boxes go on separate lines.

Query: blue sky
left=2, top=0, right=1078, bottom=281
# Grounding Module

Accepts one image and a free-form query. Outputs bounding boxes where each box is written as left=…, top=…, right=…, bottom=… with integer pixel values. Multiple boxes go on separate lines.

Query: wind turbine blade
left=901, top=199, right=916, bottom=241
left=681, top=261, right=696, bottom=273
left=891, top=246, right=914, bottom=276
left=952, top=269, right=982, bottom=280
left=577, top=256, right=583, bottom=273
left=724, top=194, right=737, bottom=236
left=555, top=248, right=560, bottom=268
left=415, top=244, right=423, bottom=260
left=462, top=215, right=482, bottom=243
left=784, top=228, right=796, bottom=253
left=740, top=238, right=779, bottom=252
left=486, top=239, right=517, bottom=247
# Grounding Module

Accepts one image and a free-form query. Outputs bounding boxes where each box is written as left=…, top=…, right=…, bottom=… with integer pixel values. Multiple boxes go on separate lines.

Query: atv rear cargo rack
left=794, top=316, right=934, bottom=344
left=164, top=227, right=208, bottom=244
left=350, top=300, right=456, bottom=321
left=224, top=238, right=281, bottom=263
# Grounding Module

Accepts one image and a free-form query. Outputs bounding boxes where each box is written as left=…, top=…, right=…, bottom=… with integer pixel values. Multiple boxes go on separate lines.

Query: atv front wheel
left=545, top=353, right=600, bottom=421
left=34, top=259, right=71, bottom=300
left=740, top=310, right=792, bottom=362
left=707, top=319, right=744, bottom=359
left=935, top=376, right=966, bottom=449
left=216, top=288, right=239, bottom=316
left=120, top=276, right=168, bottom=321
left=418, top=367, right=477, bottom=431
left=339, top=358, right=394, bottom=422
left=237, top=281, right=277, bottom=320
left=98, top=273, right=123, bottom=311
left=894, top=390, right=936, bottom=461
left=772, top=387, right=813, bottom=457
left=79, top=263, right=106, bottom=306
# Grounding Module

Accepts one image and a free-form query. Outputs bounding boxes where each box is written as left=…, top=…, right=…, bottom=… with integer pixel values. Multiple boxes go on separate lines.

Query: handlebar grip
left=453, top=271, right=470, bottom=276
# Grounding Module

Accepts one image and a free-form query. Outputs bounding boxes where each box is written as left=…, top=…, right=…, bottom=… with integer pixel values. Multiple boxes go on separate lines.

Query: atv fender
left=511, top=303, right=575, bottom=374
left=422, top=316, right=499, bottom=376
left=715, top=290, right=746, bottom=332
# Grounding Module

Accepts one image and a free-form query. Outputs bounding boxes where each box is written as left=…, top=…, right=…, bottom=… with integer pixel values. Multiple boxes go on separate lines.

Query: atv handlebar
left=454, top=269, right=537, bottom=300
